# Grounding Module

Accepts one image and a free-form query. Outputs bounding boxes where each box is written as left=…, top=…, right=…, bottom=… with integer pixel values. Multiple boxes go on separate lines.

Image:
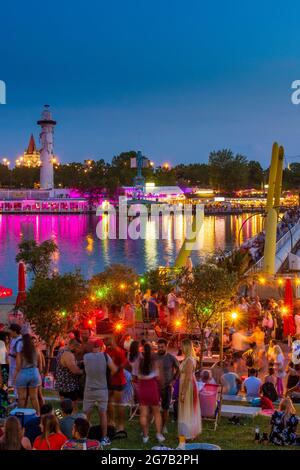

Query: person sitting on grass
left=221, top=362, right=242, bottom=395
left=264, top=367, right=277, bottom=388
left=0, top=416, right=31, bottom=450
left=33, top=414, right=67, bottom=450
left=196, top=369, right=216, bottom=391
left=286, top=362, right=300, bottom=400
left=243, top=368, right=262, bottom=398
left=61, top=417, right=101, bottom=450
left=269, top=397, right=299, bottom=446
left=59, top=398, right=76, bottom=439
left=24, top=403, right=53, bottom=446
left=261, top=376, right=278, bottom=403
left=286, top=375, right=300, bottom=402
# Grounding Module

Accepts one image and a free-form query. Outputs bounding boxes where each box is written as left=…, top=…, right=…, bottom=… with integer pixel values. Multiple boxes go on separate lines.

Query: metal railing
left=246, top=217, right=300, bottom=275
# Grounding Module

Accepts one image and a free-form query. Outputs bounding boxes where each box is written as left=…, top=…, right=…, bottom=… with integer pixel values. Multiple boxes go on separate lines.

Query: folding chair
left=128, top=380, right=140, bottom=421
left=110, top=371, right=140, bottom=421
left=199, top=384, right=223, bottom=431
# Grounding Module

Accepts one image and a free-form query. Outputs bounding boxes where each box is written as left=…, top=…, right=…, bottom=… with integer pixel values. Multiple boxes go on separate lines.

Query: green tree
left=11, top=167, right=40, bottom=188
left=89, top=264, right=138, bottom=307
left=143, top=267, right=179, bottom=294
left=247, top=160, right=264, bottom=188
left=283, top=163, right=300, bottom=189
left=54, top=162, right=85, bottom=188
left=179, top=264, right=237, bottom=365
left=208, top=149, right=249, bottom=191
left=213, top=250, right=253, bottom=277
left=153, top=166, right=177, bottom=186
left=174, top=163, right=210, bottom=187
left=0, top=164, right=11, bottom=187
left=110, top=151, right=137, bottom=186
left=24, top=271, right=88, bottom=369
left=16, top=239, right=58, bottom=278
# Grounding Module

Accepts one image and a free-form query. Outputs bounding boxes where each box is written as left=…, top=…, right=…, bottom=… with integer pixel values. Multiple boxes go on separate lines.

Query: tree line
left=0, top=149, right=299, bottom=193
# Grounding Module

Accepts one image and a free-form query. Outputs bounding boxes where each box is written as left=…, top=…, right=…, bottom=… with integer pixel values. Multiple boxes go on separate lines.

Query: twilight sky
left=1, top=0, right=300, bottom=167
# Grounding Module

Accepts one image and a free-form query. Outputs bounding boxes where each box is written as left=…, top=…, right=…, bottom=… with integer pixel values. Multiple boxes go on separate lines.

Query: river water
left=0, top=213, right=264, bottom=292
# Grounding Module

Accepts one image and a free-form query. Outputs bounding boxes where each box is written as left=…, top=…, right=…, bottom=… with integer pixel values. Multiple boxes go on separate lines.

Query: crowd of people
left=2, top=290, right=300, bottom=449
left=213, top=293, right=300, bottom=446
left=241, top=208, right=300, bottom=263
left=0, top=318, right=203, bottom=450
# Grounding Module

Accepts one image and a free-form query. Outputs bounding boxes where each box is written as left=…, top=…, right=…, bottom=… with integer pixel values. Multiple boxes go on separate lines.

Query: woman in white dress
left=178, top=339, right=202, bottom=440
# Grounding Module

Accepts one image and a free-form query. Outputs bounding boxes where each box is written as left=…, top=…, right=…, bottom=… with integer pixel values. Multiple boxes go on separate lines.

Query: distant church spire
left=26, top=134, right=37, bottom=154
left=17, top=133, right=41, bottom=168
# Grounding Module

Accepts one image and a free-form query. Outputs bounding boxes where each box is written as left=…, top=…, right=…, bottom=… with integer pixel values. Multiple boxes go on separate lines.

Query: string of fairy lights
left=57, top=272, right=298, bottom=330
left=258, top=276, right=300, bottom=286
left=58, top=277, right=147, bottom=329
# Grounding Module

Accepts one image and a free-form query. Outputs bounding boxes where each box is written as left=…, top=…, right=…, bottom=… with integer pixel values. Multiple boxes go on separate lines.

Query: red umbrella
left=283, top=278, right=296, bottom=337
left=0, top=286, right=13, bottom=298
left=15, top=262, right=26, bottom=307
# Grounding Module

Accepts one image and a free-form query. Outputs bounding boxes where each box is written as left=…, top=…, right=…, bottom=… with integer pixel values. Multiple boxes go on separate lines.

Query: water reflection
left=0, top=213, right=263, bottom=291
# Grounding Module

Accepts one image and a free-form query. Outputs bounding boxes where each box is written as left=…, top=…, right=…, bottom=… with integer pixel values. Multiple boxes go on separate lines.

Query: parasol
left=283, top=278, right=296, bottom=337
left=15, top=262, right=26, bottom=307
left=0, top=286, right=13, bottom=298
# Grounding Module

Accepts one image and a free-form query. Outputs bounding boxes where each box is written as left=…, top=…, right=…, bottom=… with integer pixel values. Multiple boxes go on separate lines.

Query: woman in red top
left=33, top=415, right=67, bottom=450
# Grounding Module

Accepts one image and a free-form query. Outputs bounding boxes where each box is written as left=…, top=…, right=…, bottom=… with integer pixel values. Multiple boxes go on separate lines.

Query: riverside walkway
left=247, top=217, right=300, bottom=275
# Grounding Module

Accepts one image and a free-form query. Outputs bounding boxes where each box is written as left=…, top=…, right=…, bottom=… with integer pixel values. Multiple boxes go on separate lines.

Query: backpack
left=262, top=382, right=278, bottom=402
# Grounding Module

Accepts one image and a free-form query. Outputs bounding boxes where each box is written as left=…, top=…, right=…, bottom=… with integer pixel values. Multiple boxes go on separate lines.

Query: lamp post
left=220, top=311, right=224, bottom=362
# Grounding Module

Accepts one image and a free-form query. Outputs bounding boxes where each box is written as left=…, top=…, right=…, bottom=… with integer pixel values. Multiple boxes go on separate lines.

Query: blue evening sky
left=0, top=0, right=300, bottom=167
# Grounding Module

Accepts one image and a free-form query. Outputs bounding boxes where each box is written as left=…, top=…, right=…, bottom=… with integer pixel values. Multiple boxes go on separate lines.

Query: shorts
left=83, top=388, right=108, bottom=413
left=16, top=367, right=41, bottom=388
left=232, top=350, right=244, bottom=360
left=109, top=384, right=125, bottom=392
left=59, top=390, right=80, bottom=402
left=160, top=385, right=172, bottom=411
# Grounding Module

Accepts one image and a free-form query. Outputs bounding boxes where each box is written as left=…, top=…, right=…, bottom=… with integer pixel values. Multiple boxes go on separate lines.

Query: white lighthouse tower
left=38, top=105, right=57, bottom=190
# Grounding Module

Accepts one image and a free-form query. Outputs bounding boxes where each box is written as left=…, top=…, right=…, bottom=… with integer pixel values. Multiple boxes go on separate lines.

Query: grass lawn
left=42, top=390, right=300, bottom=451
